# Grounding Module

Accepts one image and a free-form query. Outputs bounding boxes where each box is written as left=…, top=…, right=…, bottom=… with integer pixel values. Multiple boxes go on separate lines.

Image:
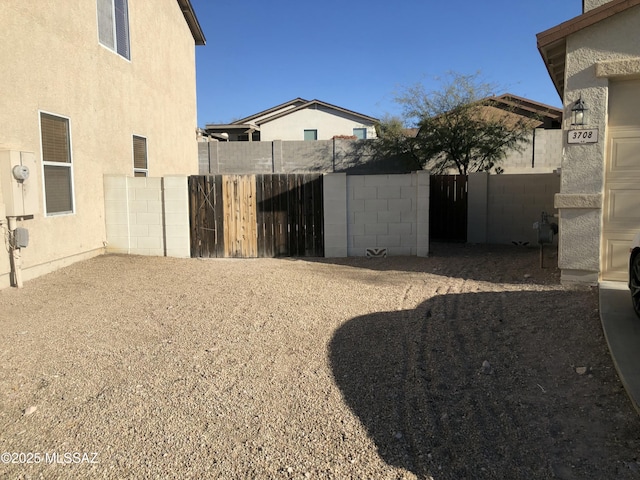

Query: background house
left=0, top=0, right=205, bottom=288
left=204, top=98, right=379, bottom=142
left=199, top=93, right=563, bottom=175
left=538, top=0, right=640, bottom=283
left=418, top=93, right=563, bottom=174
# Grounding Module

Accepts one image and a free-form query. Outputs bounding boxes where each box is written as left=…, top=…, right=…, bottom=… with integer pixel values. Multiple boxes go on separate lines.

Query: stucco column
left=555, top=31, right=609, bottom=284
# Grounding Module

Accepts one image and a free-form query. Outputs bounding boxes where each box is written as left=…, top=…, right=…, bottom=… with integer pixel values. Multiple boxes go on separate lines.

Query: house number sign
left=567, top=129, right=598, bottom=144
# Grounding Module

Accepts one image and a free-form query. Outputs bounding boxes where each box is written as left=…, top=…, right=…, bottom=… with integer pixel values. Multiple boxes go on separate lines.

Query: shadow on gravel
left=305, top=243, right=560, bottom=285
left=329, top=289, right=640, bottom=480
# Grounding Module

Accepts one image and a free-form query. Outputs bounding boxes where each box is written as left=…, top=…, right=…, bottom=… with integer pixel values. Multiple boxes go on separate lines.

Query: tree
left=378, top=72, right=535, bottom=175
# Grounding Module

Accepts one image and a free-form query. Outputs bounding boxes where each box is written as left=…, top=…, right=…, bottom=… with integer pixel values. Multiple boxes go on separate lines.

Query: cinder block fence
left=104, top=172, right=431, bottom=258
left=323, top=172, right=430, bottom=257
left=104, top=175, right=191, bottom=257
left=103, top=170, right=558, bottom=259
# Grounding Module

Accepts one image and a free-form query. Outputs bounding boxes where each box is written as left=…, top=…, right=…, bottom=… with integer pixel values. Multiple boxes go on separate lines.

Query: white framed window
left=40, top=112, right=75, bottom=216
left=133, top=135, right=148, bottom=177
left=353, top=128, right=367, bottom=139
left=97, top=0, right=130, bottom=60
left=304, top=129, right=318, bottom=141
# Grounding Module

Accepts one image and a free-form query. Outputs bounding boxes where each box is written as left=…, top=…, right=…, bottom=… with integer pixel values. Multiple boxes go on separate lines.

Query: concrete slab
left=599, top=281, right=640, bottom=415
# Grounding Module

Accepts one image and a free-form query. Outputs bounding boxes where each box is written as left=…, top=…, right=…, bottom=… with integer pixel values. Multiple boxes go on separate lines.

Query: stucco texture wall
left=558, top=6, right=640, bottom=282
left=0, top=1, right=199, bottom=288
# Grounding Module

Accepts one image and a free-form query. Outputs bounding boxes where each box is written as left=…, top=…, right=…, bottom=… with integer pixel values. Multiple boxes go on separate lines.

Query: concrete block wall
left=200, top=130, right=562, bottom=175
left=104, top=175, right=190, bottom=257
left=205, top=141, right=274, bottom=174
left=342, top=172, right=429, bottom=256
left=282, top=140, right=334, bottom=172
left=467, top=172, right=561, bottom=245
left=199, top=139, right=409, bottom=175
left=500, top=130, right=562, bottom=173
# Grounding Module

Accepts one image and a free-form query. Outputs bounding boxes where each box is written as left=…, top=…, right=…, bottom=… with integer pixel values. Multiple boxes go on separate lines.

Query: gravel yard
left=1, top=243, right=639, bottom=479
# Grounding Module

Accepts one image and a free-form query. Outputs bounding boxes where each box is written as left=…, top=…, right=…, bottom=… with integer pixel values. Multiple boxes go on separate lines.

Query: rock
left=24, top=406, right=37, bottom=416
left=576, top=366, right=588, bottom=375
left=480, top=360, right=493, bottom=375
left=394, top=432, right=403, bottom=439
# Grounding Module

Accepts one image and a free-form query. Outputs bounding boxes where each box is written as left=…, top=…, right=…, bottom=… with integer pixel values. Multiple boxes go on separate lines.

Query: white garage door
left=602, top=127, right=640, bottom=281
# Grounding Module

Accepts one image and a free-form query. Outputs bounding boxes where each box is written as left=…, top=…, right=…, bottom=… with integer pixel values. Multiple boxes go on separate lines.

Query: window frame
left=132, top=134, right=148, bottom=177
left=39, top=111, right=76, bottom=217
left=97, top=0, right=131, bottom=60
left=304, top=129, right=318, bottom=141
left=353, top=128, right=367, bottom=140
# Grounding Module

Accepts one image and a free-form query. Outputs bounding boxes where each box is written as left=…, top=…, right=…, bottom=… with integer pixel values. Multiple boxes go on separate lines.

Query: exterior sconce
left=571, top=96, right=587, bottom=126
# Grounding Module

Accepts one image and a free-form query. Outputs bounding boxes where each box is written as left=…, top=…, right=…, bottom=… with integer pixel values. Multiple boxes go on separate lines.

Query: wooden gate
left=429, top=175, right=468, bottom=242
left=189, top=174, right=324, bottom=258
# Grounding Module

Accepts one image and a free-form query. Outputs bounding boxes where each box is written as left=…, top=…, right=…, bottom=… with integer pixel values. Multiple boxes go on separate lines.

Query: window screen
left=304, top=129, right=318, bottom=141
left=97, top=0, right=130, bottom=60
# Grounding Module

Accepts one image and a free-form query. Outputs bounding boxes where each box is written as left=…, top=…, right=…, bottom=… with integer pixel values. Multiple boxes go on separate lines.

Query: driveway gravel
left=0, top=243, right=639, bottom=479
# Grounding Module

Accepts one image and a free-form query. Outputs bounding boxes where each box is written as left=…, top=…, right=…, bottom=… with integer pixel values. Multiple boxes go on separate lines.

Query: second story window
left=304, top=129, right=318, bottom=141
left=97, top=0, right=130, bottom=60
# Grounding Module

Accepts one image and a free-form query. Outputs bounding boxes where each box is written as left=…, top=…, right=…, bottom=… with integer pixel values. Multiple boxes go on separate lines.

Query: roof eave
left=176, top=0, right=206, bottom=45
left=257, top=99, right=380, bottom=125
left=536, top=0, right=640, bottom=100
left=233, top=98, right=308, bottom=124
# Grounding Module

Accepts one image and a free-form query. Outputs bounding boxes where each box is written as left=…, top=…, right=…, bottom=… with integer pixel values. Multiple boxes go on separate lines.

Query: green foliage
left=377, top=72, right=533, bottom=175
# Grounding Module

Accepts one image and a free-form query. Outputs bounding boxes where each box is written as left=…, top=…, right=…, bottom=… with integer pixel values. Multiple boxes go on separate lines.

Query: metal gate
left=188, top=174, right=324, bottom=258
left=429, top=175, right=468, bottom=242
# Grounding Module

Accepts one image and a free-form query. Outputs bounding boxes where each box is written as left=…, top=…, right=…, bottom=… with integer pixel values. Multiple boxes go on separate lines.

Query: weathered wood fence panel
left=189, top=175, right=224, bottom=258
left=255, top=174, right=324, bottom=257
left=223, top=174, right=257, bottom=258
left=189, top=174, right=324, bottom=258
left=429, top=174, right=468, bottom=242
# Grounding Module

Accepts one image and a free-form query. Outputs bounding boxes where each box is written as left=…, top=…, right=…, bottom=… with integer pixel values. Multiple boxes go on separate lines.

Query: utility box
left=14, top=227, right=29, bottom=248
left=0, top=150, right=39, bottom=217
left=533, top=211, right=558, bottom=245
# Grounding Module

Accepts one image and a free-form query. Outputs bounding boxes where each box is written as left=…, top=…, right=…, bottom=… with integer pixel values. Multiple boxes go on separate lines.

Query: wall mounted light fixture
left=571, top=96, right=587, bottom=126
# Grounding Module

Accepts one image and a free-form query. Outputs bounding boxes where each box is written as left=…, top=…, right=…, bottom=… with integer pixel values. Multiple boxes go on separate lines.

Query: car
left=630, top=231, right=640, bottom=318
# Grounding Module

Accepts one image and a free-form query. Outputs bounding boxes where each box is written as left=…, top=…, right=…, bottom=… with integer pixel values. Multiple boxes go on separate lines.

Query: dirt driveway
left=0, top=243, right=639, bottom=479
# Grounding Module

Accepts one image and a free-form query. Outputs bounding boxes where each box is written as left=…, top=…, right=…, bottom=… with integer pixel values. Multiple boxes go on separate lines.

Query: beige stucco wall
left=557, top=6, right=640, bottom=283
left=260, top=108, right=377, bottom=141
left=583, top=0, right=613, bottom=12
left=0, top=1, right=199, bottom=288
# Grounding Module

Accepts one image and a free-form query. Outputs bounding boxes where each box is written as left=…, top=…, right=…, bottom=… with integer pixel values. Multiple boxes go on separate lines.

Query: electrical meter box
left=0, top=150, right=39, bottom=217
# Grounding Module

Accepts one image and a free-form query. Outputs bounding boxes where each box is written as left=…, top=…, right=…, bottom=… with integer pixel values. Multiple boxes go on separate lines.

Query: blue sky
left=190, top=0, right=580, bottom=127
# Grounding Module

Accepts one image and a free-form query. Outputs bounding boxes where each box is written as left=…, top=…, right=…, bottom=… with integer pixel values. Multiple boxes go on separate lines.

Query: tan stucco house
left=0, top=0, right=205, bottom=288
left=538, top=0, right=640, bottom=283
left=204, top=98, right=379, bottom=142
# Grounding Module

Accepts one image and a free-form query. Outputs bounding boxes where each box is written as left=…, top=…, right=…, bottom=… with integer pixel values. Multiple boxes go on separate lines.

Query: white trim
left=38, top=110, right=76, bottom=217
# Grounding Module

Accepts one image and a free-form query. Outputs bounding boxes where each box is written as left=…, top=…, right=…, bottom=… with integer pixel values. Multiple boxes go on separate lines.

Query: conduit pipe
left=8, top=217, right=22, bottom=288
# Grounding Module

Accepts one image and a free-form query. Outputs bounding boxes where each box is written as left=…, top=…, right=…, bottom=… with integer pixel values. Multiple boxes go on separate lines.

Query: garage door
left=602, top=127, right=640, bottom=281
